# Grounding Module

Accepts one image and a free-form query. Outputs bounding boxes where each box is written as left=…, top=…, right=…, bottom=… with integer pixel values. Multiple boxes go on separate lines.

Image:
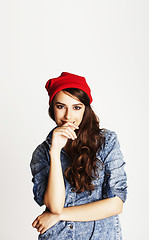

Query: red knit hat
left=45, top=72, right=93, bottom=105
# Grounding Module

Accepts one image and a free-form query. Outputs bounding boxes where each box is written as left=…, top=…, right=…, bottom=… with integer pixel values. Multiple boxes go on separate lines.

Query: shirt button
left=70, top=225, right=73, bottom=229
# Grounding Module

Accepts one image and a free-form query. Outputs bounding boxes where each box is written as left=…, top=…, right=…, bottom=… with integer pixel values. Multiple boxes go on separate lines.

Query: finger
left=61, top=131, right=75, bottom=140
left=32, top=219, right=38, bottom=228
left=63, top=122, right=79, bottom=129
left=61, top=129, right=76, bottom=140
left=63, top=127, right=77, bottom=139
left=40, top=228, right=46, bottom=235
left=67, top=127, right=77, bottom=139
left=36, top=222, right=41, bottom=229
left=38, top=225, right=44, bottom=232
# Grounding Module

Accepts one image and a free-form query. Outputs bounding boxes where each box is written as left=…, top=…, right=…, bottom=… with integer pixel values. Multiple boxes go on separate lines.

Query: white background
left=0, top=0, right=149, bottom=239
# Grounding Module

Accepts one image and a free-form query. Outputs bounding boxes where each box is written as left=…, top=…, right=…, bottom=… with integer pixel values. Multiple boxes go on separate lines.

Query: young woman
left=30, top=72, right=127, bottom=240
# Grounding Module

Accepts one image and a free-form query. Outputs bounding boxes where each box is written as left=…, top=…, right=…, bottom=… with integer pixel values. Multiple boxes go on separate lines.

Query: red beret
left=45, top=72, right=93, bottom=105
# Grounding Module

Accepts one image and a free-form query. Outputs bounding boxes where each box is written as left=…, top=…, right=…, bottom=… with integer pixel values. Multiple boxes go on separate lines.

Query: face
left=53, top=90, right=85, bottom=127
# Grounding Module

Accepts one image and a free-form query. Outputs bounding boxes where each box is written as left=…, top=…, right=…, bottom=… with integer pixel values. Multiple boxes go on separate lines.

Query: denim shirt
left=30, top=127, right=127, bottom=240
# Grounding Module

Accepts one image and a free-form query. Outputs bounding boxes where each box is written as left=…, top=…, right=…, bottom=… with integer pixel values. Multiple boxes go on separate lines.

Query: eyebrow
left=55, top=101, right=83, bottom=106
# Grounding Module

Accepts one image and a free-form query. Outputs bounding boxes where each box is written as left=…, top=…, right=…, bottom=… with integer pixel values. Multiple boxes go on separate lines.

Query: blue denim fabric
left=30, top=127, right=127, bottom=240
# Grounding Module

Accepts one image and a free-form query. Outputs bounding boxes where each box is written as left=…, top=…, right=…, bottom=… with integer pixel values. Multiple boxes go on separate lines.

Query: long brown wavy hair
left=48, top=88, right=106, bottom=194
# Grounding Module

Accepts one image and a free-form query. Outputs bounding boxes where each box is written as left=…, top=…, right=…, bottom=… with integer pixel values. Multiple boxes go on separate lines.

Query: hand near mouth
left=62, top=121, right=78, bottom=131
left=50, top=122, right=79, bottom=152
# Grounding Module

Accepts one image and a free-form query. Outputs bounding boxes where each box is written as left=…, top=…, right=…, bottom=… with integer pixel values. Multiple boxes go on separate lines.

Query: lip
left=61, top=120, right=75, bottom=124
left=62, top=121, right=68, bottom=123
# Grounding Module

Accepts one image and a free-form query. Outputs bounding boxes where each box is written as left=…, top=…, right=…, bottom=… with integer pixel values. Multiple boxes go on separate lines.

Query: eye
left=56, top=105, right=64, bottom=109
left=74, top=106, right=81, bottom=110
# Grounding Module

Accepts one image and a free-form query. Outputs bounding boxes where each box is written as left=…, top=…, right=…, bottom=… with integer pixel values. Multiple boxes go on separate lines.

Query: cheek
left=76, top=110, right=85, bottom=121
left=80, top=109, right=85, bottom=120
left=54, top=109, right=64, bottom=120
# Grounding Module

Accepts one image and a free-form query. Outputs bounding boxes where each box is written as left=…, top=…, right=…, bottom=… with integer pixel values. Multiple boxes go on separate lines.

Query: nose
left=64, top=108, right=71, bottom=120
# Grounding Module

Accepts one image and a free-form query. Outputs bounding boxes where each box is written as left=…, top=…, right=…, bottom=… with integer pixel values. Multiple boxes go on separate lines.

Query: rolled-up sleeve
left=102, top=131, right=127, bottom=203
left=30, top=143, right=50, bottom=206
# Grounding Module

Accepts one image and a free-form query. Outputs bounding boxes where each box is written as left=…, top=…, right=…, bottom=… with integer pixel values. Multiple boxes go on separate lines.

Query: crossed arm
left=59, top=195, right=123, bottom=222
left=32, top=195, right=123, bottom=234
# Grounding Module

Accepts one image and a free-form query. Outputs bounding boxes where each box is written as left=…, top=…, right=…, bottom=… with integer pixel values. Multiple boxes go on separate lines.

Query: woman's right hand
left=50, top=122, right=79, bottom=152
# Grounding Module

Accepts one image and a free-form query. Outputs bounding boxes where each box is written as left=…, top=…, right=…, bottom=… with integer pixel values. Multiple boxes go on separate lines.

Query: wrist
left=49, top=147, right=61, bottom=156
left=59, top=207, right=68, bottom=221
left=57, top=212, right=62, bottom=221
left=59, top=209, right=64, bottom=221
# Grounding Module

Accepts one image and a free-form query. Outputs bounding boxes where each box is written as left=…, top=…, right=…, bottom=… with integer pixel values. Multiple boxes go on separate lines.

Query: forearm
left=59, top=196, right=123, bottom=222
left=44, top=149, right=65, bottom=214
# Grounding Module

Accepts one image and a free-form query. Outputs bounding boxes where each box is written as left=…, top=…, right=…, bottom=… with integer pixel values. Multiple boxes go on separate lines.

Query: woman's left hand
left=32, top=210, right=60, bottom=234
